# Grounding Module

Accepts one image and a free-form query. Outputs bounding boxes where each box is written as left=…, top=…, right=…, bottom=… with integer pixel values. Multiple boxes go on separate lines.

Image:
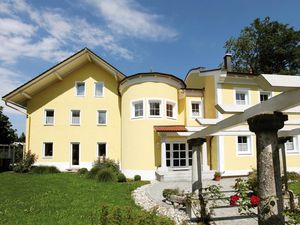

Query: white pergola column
left=202, top=142, right=209, bottom=171
left=159, top=137, right=168, bottom=172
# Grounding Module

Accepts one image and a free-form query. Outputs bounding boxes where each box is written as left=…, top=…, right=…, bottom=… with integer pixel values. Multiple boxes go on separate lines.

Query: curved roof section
left=119, top=72, right=186, bottom=94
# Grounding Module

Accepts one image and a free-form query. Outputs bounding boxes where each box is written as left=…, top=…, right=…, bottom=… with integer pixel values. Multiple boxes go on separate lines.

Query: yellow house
left=2, top=49, right=300, bottom=180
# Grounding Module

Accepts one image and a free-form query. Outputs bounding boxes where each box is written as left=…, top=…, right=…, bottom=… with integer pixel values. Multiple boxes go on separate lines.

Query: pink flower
left=230, top=194, right=240, bottom=206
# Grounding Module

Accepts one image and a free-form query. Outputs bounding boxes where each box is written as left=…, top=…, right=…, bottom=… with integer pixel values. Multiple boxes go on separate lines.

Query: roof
left=154, top=125, right=187, bottom=132
left=2, top=48, right=125, bottom=108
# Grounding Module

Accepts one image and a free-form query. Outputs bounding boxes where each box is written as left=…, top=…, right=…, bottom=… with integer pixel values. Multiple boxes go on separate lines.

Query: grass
left=0, top=172, right=172, bottom=225
left=289, top=180, right=300, bottom=206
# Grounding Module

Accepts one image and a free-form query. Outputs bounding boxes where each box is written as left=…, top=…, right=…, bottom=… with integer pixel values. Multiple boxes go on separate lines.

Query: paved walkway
left=145, top=178, right=258, bottom=225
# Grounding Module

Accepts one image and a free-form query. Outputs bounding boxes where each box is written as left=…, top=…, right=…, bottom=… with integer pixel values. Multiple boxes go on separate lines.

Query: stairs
left=156, top=169, right=215, bottom=182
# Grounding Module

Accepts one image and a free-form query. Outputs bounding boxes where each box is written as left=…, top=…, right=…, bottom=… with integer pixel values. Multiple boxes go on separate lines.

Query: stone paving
left=133, top=178, right=259, bottom=225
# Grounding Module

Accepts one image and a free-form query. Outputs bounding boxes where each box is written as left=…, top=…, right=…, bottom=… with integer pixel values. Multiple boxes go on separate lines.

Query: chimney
left=224, top=53, right=232, bottom=72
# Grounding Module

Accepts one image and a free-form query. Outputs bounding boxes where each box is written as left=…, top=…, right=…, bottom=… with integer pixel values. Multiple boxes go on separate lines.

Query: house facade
left=3, top=48, right=300, bottom=180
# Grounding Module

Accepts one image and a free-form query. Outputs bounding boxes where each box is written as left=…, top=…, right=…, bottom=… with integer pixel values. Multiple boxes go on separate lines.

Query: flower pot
left=214, top=176, right=221, bottom=181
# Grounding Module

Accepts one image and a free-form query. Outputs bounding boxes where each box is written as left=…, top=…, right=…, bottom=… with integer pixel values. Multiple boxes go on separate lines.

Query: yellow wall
left=26, top=63, right=121, bottom=166
left=203, top=76, right=216, bottom=118
left=121, top=82, right=184, bottom=170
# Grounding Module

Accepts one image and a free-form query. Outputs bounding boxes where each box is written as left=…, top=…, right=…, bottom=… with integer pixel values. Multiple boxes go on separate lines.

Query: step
left=156, top=170, right=215, bottom=182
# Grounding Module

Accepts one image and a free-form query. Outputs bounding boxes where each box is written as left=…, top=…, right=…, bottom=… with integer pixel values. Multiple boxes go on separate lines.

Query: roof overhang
left=2, top=48, right=125, bottom=108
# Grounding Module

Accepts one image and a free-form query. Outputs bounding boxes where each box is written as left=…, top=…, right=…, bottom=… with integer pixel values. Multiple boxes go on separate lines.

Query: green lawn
left=289, top=180, right=300, bottom=206
left=0, top=172, right=172, bottom=225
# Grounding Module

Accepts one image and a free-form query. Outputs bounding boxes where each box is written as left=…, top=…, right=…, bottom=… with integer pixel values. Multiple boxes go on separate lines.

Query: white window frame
left=236, top=136, right=252, bottom=155
left=285, top=136, right=299, bottom=154
left=147, top=98, right=163, bottom=118
left=43, top=142, right=54, bottom=158
left=75, top=81, right=85, bottom=97
left=70, top=110, right=81, bottom=125
left=190, top=100, right=203, bottom=118
left=131, top=99, right=145, bottom=119
left=44, top=109, right=54, bottom=125
left=235, top=89, right=249, bottom=105
left=94, top=82, right=104, bottom=97
left=97, top=110, right=107, bottom=125
left=165, top=100, right=177, bottom=119
left=259, top=91, right=272, bottom=102
left=97, top=142, right=107, bottom=158
left=70, top=142, right=80, bottom=167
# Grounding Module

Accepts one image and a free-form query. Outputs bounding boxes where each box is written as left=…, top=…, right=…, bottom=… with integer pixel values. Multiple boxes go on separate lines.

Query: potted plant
left=214, top=171, right=222, bottom=181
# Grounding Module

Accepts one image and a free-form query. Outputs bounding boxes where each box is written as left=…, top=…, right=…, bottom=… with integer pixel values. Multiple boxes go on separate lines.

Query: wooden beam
left=21, top=92, right=32, bottom=99
left=55, top=72, right=63, bottom=81
left=256, top=74, right=300, bottom=92
left=189, top=88, right=300, bottom=139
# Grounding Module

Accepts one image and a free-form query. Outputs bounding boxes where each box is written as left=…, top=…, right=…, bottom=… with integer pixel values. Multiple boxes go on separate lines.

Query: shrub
left=287, top=171, right=300, bottom=182
left=97, top=168, right=117, bottom=182
left=134, top=175, right=141, bottom=181
left=87, top=166, right=100, bottom=179
left=13, top=150, right=37, bottom=173
left=93, top=158, right=120, bottom=174
left=117, top=173, right=127, bottom=182
left=77, top=168, right=88, bottom=175
left=162, top=188, right=180, bottom=198
left=247, top=169, right=258, bottom=194
left=31, top=166, right=60, bottom=174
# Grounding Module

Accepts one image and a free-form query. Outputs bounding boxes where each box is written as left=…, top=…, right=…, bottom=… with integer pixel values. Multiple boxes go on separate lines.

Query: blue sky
left=1, top=0, right=300, bottom=135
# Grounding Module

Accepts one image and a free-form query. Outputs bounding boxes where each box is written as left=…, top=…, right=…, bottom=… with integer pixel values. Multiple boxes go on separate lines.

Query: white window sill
left=131, top=116, right=144, bottom=120
left=44, top=124, right=54, bottom=126
left=166, top=117, right=177, bottom=120
left=237, top=152, right=252, bottom=156
left=97, top=124, right=107, bottom=126
left=42, top=156, right=53, bottom=159
left=95, top=96, right=104, bottom=98
left=70, top=124, right=80, bottom=126
left=286, top=151, right=300, bottom=155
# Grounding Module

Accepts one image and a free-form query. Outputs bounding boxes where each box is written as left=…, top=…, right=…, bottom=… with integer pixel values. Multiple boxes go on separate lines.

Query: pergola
left=188, top=74, right=300, bottom=225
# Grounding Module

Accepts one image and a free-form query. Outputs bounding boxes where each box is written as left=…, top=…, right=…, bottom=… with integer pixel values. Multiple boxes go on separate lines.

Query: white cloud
left=0, top=0, right=133, bottom=63
left=86, top=0, right=177, bottom=40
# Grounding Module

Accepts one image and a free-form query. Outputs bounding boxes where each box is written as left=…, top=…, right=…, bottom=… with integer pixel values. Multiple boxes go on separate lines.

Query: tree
left=224, top=17, right=300, bottom=74
left=17, top=132, right=26, bottom=142
left=0, top=106, right=17, bottom=144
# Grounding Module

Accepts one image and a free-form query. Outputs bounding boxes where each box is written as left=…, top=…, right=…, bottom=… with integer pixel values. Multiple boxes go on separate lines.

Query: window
left=237, top=136, right=251, bottom=155
left=76, top=82, right=85, bottom=96
left=285, top=136, right=298, bottom=153
left=132, top=100, right=144, bottom=118
left=191, top=101, right=202, bottom=117
left=97, top=143, right=106, bottom=158
left=97, top=110, right=107, bottom=125
left=149, top=100, right=162, bottom=117
left=260, top=91, right=271, bottom=102
left=235, top=90, right=248, bottom=105
left=166, top=102, right=176, bottom=118
left=71, top=110, right=80, bottom=125
left=44, top=110, right=54, bottom=125
left=95, top=82, right=104, bottom=97
left=43, top=142, right=53, bottom=157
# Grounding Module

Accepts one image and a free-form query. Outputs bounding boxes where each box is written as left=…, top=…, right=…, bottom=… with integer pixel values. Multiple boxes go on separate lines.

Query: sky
left=0, top=0, right=300, bottom=135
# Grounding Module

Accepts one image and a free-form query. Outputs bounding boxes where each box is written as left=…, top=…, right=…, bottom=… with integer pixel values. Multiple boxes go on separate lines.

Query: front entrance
left=71, top=143, right=80, bottom=166
left=166, top=142, right=192, bottom=168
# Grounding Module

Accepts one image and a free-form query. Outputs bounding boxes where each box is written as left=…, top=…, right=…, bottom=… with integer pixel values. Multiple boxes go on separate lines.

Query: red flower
left=230, top=194, right=240, bottom=206
left=250, top=195, right=260, bottom=207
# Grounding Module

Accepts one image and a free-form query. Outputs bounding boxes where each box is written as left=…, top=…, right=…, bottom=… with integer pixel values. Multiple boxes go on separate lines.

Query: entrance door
left=71, top=143, right=80, bottom=166
left=166, top=142, right=192, bottom=168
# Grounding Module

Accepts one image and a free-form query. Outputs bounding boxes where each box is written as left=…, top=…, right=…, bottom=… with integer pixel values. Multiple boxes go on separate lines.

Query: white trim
left=286, top=167, right=300, bottom=173
left=70, top=109, right=81, bottom=125
left=44, top=109, right=54, bottom=125
left=217, top=136, right=224, bottom=172
left=234, top=88, right=250, bottom=105
left=94, top=81, right=104, bottom=97
left=131, top=99, right=145, bottom=119
left=147, top=98, right=163, bottom=118
left=222, top=169, right=252, bottom=177
left=75, top=81, right=85, bottom=97
left=42, top=142, right=54, bottom=159
left=70, top=142, right=80, bottom=167
left=165, top=99, right=177, bottom=120
left=121, top=169, right=156, bottom=180
left=216, top=80, right=223, bottom=119
left=97, top=110, right=107, bottom=125
left=236, top=135, right=252, bottom=156
left=96, top=142, right=107, bottom=158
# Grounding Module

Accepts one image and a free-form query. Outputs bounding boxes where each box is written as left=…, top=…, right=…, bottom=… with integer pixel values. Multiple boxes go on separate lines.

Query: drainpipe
left=4, top=101, right=31, bottom=151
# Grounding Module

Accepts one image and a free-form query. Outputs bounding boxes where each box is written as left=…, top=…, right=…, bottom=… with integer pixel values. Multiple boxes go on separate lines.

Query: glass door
left=165, top=142, right=192, bottom=168
left=71, top=143, right=80, bottom=166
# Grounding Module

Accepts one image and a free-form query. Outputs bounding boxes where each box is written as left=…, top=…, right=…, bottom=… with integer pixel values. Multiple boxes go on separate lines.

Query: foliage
left=0, top=172, right=157, bottom=225
left=87, top=158, right=120, bottom=180
left=77, top=168, right=88, bottom=175
left=224, top=17, right=300, bottom=74
left=97, top=168, right=117, bottom=182
left=283, top=209, right=300, bottom=225
left=0, top=106, right=17, bottom=144
left=162, top=188, right=181, bottom=198
left=247, top=170, right=258, bottom=195
left=17, top=132, right=26, bottom=142
left=90, top=204, right=174, bottom=225
left=13, top=150, right=37, bottom=173
left=31, top=166, right=60, bottom=174
left=286, top=171, right=300, bottom=182
left=214, top=171, right=221, bottom=177
left=134, top=174, right=141, bottom=181
left=117, top=173, right=127, bottom=182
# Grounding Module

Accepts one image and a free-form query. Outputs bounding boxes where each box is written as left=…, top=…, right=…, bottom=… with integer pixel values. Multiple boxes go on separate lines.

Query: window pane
left=180, top=144, right=186, bottom=150
left=95, top=83, right=103, bottom=97
left=44, top=143, right=53, bottom=157
left=166, top=160, right=170, bottom=167
left=180, top=151, right=186, bottom=158
left=180, top=159, right=186, bottom=166
left=72, top=110, right=80, bottom=124
left=166, top=152, right=170, bottom=159
left=238, top=136, right=249, bottom=153
left=134, top=102, right=143, bottom=117
left=173, top=160, right=179, bottom=166
left=166, top=144, right=170, bottom=151
left=98, top=111, right=106, bottom=124
left=98, top=143, right=106, bottom=157
left=189, top=159, right=192, bottom=166
left=286, top=137, right=294, bottom=151
left=236, top=92, right=246, bottom=105
left=192, top=102, right=201, bottom=117
left=45, top=110, right=54, bottom=124
left=173, top=144, right=179, bottom=150
left=173, top=151, right=179, bottom=158
left=149, top=101, right=160, bottom=116
left=166, top=104, right=173, bottom=117
left=76, top=82, right=85, bottom=96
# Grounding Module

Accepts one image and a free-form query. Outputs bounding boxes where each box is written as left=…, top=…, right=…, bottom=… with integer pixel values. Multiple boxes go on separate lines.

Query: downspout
left=5, top=101, right=31, bottom=151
